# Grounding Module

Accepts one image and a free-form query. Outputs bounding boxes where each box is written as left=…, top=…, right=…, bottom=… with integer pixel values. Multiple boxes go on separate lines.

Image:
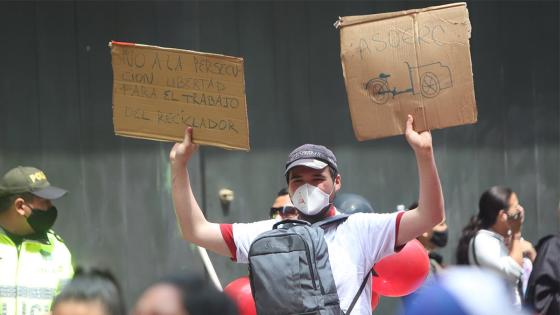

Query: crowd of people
left=0, top=119, right=558, bottom=315
left=49, top=267, right=238, bottom=315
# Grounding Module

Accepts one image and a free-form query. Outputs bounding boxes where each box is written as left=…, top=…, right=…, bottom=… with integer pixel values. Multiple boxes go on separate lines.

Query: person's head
left=408, top=201, right=448, bottom=251
left=51, top=267, right=126, bottom=315
left=456, top=186, right=521, bottom=264
left=333, top=193, right=374, bottom=214
left=134, top=274, right=238, bottom=315
left=478, top=186, right=523, bottom=236
left=0, top=166, right=67, bottom=236
left=269, top=188, right=299, bottom=220
left=284, top=144, right=341, bottom=222
left=269, top=188, right=290, bottom=219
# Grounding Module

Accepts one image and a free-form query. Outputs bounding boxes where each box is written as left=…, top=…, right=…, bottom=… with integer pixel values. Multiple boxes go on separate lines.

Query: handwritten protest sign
left=110, top=41, right=250, bottom=151
left=336, top=2, right=477, bottom=140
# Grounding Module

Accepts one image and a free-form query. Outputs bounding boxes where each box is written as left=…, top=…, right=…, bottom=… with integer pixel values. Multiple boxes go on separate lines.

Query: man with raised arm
left=170, top=115, right=444, bottom=314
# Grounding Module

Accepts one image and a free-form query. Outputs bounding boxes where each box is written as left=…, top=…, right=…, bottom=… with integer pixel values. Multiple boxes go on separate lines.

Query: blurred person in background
left=269, top=188, right=290, bottom=219
left=51, top=267, right=125, bottom=315
left=407, top=201, right=448, bottom=275
left=133, top=273, right=238, bottom=315
left=524, top=201, right=560, bottom=315
left=402, top=267, right=528, bottom=315
left=269, top=187, right=299, bottom=220
left=401, top=201, right=448, bottom=310
left=456, top=186, right=535, bottom=308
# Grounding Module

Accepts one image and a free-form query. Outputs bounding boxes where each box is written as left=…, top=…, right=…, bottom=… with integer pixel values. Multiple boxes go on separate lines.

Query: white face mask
left=291, top=184, right=331, bottom=216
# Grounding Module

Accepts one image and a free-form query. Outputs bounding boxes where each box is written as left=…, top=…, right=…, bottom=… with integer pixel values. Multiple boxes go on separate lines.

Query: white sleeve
left=232, top=219, right=277, bottom=263
left=343, top=212, right=400, bottom=270
left=471, top=234, right=523, bottom=283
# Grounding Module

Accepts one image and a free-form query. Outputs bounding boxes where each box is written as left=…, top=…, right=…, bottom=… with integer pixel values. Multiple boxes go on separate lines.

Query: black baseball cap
left=284, top=144, right=338, bottom=174
left=0, top=166, right=67, bottom=200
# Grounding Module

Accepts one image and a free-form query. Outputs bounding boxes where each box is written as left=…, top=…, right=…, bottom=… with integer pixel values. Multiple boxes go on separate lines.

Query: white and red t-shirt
left=220, top=210, right=404, bottom=315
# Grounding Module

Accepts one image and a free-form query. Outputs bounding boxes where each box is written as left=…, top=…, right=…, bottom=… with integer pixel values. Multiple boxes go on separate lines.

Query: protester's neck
left=299, top=205, right=335, bottom=224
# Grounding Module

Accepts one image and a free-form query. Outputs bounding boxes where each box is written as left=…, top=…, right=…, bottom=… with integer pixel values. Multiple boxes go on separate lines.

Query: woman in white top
left=455, top=186, right=531, bottom=308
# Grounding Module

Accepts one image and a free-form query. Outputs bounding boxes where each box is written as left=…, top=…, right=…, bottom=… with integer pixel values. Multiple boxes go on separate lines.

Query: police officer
left=0, top=166, right=73, bottom=315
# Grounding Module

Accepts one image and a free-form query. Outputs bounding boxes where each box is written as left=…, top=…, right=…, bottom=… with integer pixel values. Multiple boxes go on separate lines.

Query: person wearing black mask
left=420, top=222, right=448, bottom=273
left=401, top=201, right=448, bottom=310
left=0, top=166, right=73, bottom=315
left=408, top=201, right=448, bottom=274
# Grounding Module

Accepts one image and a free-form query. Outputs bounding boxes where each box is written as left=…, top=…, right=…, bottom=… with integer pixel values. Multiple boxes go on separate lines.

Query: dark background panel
left=0, top=1, right=558, bottom=313
left=0, top=2, right=42, bottom=157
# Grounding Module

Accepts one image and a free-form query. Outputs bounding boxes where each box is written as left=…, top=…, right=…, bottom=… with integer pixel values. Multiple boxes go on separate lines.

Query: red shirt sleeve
left=219, top=224, right=237, bottom=261
left=394, top=211, right=405, bottom=252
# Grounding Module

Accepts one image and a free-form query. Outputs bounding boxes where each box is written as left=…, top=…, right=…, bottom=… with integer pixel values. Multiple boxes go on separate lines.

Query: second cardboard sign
left=337, top=2, right=477, bottom=140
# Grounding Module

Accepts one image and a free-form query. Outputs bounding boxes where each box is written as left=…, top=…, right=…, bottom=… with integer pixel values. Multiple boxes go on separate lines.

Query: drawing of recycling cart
left=364, top=62, right=453, bottom=105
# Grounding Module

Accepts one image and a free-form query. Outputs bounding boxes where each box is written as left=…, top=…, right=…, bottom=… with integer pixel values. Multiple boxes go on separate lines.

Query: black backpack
left=248, top=215, right=370, bottom=315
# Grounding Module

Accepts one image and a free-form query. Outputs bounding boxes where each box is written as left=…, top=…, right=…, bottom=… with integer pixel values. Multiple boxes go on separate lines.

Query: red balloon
left=372, top=239, right=429, bottom=297
left=224, top=277, right=256, bottom=315
left=371, top=290, right=380, bottom=310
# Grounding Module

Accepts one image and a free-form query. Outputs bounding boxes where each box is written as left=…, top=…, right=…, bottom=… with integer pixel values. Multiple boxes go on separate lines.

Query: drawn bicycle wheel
left=420, top=72, right=440, bottom=98
left=365, top=79, right=390, bottom=104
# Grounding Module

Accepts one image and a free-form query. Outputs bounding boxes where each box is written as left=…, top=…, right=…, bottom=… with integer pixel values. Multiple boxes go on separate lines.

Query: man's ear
left=14, top=197, right=27, bottom=216
left=334, top=174, right=342, bottom=192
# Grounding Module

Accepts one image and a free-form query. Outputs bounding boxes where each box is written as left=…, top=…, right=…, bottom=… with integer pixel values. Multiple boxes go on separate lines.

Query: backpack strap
left=312, top=214, right=350, bottom=228
left=345, top=268, right=372, bottom=315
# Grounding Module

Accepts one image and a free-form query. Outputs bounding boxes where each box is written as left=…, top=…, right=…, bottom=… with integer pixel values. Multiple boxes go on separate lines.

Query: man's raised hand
left=404, top=115, right=433, bottom=155
left=170, top=127, right=199, bottom=166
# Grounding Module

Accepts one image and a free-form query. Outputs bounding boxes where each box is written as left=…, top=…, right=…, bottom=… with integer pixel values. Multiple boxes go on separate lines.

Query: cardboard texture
left=110, top=41, right=250, bottom=151
left=337, top=2, right=477, bottom=141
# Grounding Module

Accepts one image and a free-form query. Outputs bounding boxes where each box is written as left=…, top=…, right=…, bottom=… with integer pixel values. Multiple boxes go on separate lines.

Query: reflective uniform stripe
left=1, top=230, right=73, bottom=315
left=0, top=287, right=14, bottom=299
left=0, top=286, right=54, bottom=300
left=14, top=302, right=50, bottom=315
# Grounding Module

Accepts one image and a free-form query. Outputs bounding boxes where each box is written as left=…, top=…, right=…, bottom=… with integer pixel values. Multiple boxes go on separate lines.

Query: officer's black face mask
left=26, top=206, right=58, bottom=234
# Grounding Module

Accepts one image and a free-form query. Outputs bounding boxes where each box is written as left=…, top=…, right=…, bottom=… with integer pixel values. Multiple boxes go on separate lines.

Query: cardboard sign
left=336, top=2, right=477, bottom=140
left=110, top=41, right=250, bottom=151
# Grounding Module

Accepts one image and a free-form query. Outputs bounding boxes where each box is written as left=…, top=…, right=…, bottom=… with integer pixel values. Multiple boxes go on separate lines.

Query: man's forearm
left=416, top=149, right=445, bottom=227
left=171, top=162, right=208, bottom=241
left=168, top=128, right=231, bottom=257
left=396, top=148, right=445, bottom=245
left=170, top=162, right=232, bottom=257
